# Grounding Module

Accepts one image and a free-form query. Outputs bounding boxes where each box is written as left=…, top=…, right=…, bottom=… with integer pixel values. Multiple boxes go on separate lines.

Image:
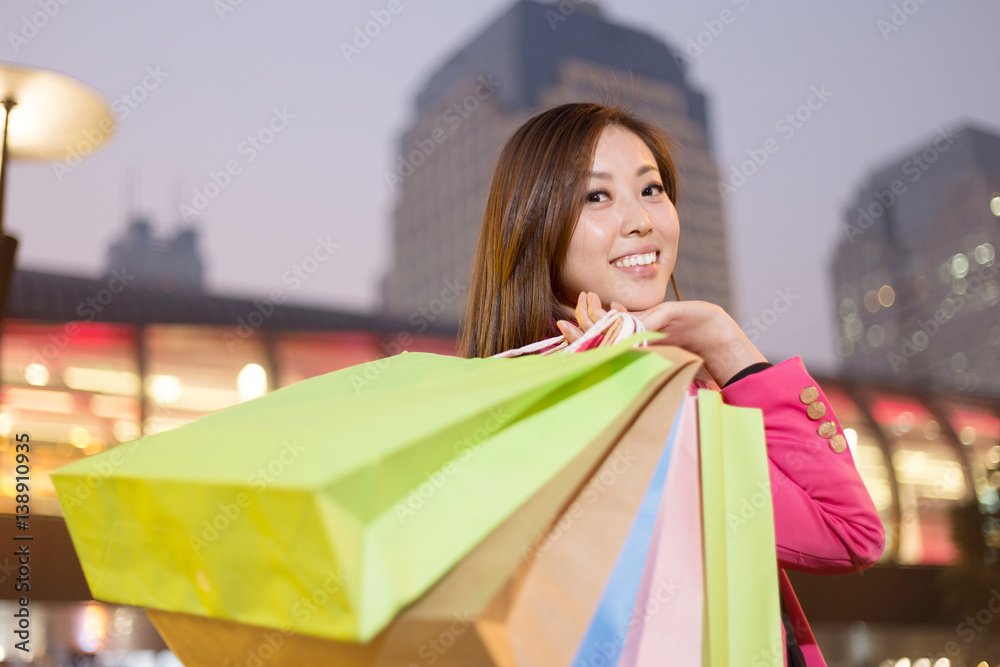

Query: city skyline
left=2, top=0, right=999, bottom=374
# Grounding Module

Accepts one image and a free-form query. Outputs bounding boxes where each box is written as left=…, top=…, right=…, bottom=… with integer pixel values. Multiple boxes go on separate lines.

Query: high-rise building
left=106, top=217, right=205, bottom=291
left=380, top=0, right=733, bottom=327
left=832, top=123, right=1000, bottom=395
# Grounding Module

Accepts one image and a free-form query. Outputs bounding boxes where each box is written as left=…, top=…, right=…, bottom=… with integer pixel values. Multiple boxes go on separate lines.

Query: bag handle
left=491, top=310, right=647, bottom=358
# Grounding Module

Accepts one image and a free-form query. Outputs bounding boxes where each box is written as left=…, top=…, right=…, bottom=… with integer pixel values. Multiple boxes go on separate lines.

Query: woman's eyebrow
left=587, top=164, right=658, bottom=180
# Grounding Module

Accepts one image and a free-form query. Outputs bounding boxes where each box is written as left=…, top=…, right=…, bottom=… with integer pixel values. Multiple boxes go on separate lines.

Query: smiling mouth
left=611, top=251, right=659, bottom=268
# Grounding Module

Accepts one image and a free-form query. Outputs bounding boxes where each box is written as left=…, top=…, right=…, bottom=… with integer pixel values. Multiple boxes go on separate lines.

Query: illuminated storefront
left=0, top=269, right=459, bottom=515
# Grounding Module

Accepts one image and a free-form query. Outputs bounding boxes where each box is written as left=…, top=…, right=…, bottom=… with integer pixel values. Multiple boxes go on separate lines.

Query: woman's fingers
left=556, top=319, right=584, bottom=343
left=636, top=301, right=675, bottom=333
left=570, top=294, right=633, bottom=343
left=575, top=292, right=596, bottom=330
left=598, top=316, right=624, bottom=347
left=586, top=292, right=607, bottom=325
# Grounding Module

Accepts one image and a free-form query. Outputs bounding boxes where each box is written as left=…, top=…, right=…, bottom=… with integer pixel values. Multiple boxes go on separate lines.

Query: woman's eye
left=643, top=183, right=666, bottom=197
left=585, top=190, right=609, bottom=203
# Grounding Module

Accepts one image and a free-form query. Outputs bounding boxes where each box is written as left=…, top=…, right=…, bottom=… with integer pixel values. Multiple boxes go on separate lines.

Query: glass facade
left=868, top=395, right=968, bottom=565
left=1, top=321, right=141, bottom=517
left=941, top=398, right=1000, bottom=560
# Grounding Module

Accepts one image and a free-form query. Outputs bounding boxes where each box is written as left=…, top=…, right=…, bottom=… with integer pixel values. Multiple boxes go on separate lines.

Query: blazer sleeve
left=719, top=355, right=886, bottom=574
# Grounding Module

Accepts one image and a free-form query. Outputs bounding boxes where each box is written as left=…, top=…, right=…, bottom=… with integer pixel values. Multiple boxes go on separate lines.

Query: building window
left=825, top=388, right=895, bottom=562
left=869, top=396, right=968, bottom=565
left=142, top=325, right=269, bottom=435
left=0, top=321, right=140, bottom=516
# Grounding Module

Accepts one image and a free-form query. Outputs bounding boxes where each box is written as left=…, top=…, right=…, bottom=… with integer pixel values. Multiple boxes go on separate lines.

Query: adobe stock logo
left=877, top=0, right=934, bottom=40
left=340, top=0, right=413, bottom=63
left=51, top=65, right=168, bottom=182
left=717, top=85, right=833, bottom=201
left=179, top=107, right=295, bottom=220
left=842, top=125, right=959, bottom=244
left=741, top=288, right=799, bottom=342
left=671, top=0, right=753, bottom=67
left=383, top=75, right=501, bottom=190
left=7, top=0, right=72, bottom=53
left=887, top=262, right=1000, bottom=372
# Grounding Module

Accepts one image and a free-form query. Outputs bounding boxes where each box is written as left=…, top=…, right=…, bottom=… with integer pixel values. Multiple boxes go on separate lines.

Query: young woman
left=458, top=102, right=885, bottom=666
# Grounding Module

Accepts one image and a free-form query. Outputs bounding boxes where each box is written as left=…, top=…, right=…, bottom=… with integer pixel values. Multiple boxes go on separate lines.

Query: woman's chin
left=616, top=289, right=669, bottom=313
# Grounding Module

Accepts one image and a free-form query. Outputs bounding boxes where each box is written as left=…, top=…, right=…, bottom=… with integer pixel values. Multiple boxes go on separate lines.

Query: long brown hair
left=458, top=102, right=681, bottom=359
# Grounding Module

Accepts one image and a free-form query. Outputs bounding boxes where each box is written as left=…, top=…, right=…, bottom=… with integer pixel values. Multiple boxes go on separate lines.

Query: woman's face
left=556, top=125, right=680, bottom=313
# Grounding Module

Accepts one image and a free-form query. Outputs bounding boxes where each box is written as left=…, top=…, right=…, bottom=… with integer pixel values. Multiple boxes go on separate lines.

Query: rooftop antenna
left=126, top=162, right=142, bottom=222
left=174, top=172, right=191, bottom=229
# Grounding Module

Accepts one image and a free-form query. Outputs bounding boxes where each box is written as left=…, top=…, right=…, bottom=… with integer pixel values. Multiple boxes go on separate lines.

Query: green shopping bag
left=146, top=345, right=704, bottom=667
left=698, top=389, right=782, bottom=666
left=52, top=331, right=672, bottom=642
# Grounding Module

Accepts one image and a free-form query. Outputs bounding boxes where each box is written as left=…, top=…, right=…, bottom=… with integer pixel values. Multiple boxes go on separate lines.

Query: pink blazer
left=707, top=355, right=886, bottom=666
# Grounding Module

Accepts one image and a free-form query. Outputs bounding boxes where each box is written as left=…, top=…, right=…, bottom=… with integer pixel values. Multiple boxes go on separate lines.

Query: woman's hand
left=555, top=292, right=629, bottom=342
left=632, top=299, right=768, bottom=385
left=557, top=292, right=768, bottom=386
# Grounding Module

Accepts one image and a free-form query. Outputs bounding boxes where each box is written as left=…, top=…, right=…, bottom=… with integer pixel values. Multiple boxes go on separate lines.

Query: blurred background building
left=832, top=123, right=1000, bottom=396
left=106, top=217, right=205, bottom=292
left=380, top=0, right=733, bottom=325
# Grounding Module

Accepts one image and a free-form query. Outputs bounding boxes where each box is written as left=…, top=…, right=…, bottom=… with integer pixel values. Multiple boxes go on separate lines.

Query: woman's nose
left=621, top=198, right=653, bottom=236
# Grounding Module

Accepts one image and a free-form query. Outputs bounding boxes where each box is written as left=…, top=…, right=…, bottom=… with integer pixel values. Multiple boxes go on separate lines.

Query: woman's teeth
left=613, top=252, right=657, bottom=268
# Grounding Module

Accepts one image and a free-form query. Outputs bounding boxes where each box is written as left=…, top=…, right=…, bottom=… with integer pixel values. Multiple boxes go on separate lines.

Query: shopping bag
left=474, top=353, right=701, bottom=666
left=145, top=344, right=701, bottom=666
left=569, top=404, right=684, bottom=667
left=51, top=331, right=678, bottom=643
left=619, top=392, right=704, bottom=667
left=697, top=389, right=782, bottom=666
left=477, top=385, right=782, bottom=667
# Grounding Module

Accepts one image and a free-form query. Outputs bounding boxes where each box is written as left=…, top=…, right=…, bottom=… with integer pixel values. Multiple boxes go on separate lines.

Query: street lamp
left=0, top=62, right=115, bottom=395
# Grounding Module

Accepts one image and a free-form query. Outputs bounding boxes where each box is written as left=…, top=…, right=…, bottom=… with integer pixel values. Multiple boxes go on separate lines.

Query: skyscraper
left=832, top=123, right=1000, bottom=395
left=380, top=0, right=733, bottom=329
left=106, top=217, right=205, bottom=291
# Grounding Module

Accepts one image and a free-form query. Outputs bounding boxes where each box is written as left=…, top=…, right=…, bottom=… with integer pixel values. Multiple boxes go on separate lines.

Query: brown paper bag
left=474, top=350, right=701, bottom=666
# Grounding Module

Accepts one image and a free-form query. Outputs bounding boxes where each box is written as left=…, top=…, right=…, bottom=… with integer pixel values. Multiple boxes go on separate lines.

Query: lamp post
left=0, top=98, right=20, bottom=330
left=0, top=63, right=115, bottom=399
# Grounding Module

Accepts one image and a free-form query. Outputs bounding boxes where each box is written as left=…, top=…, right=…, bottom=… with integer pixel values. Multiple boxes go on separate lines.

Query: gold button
left=807, top=401, right=827, bottom=420
left=817, top=421, right=837, bottom=439
left=800, top=386, right=819, bottom=404
left=830, top=434, right=847, bottom=453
